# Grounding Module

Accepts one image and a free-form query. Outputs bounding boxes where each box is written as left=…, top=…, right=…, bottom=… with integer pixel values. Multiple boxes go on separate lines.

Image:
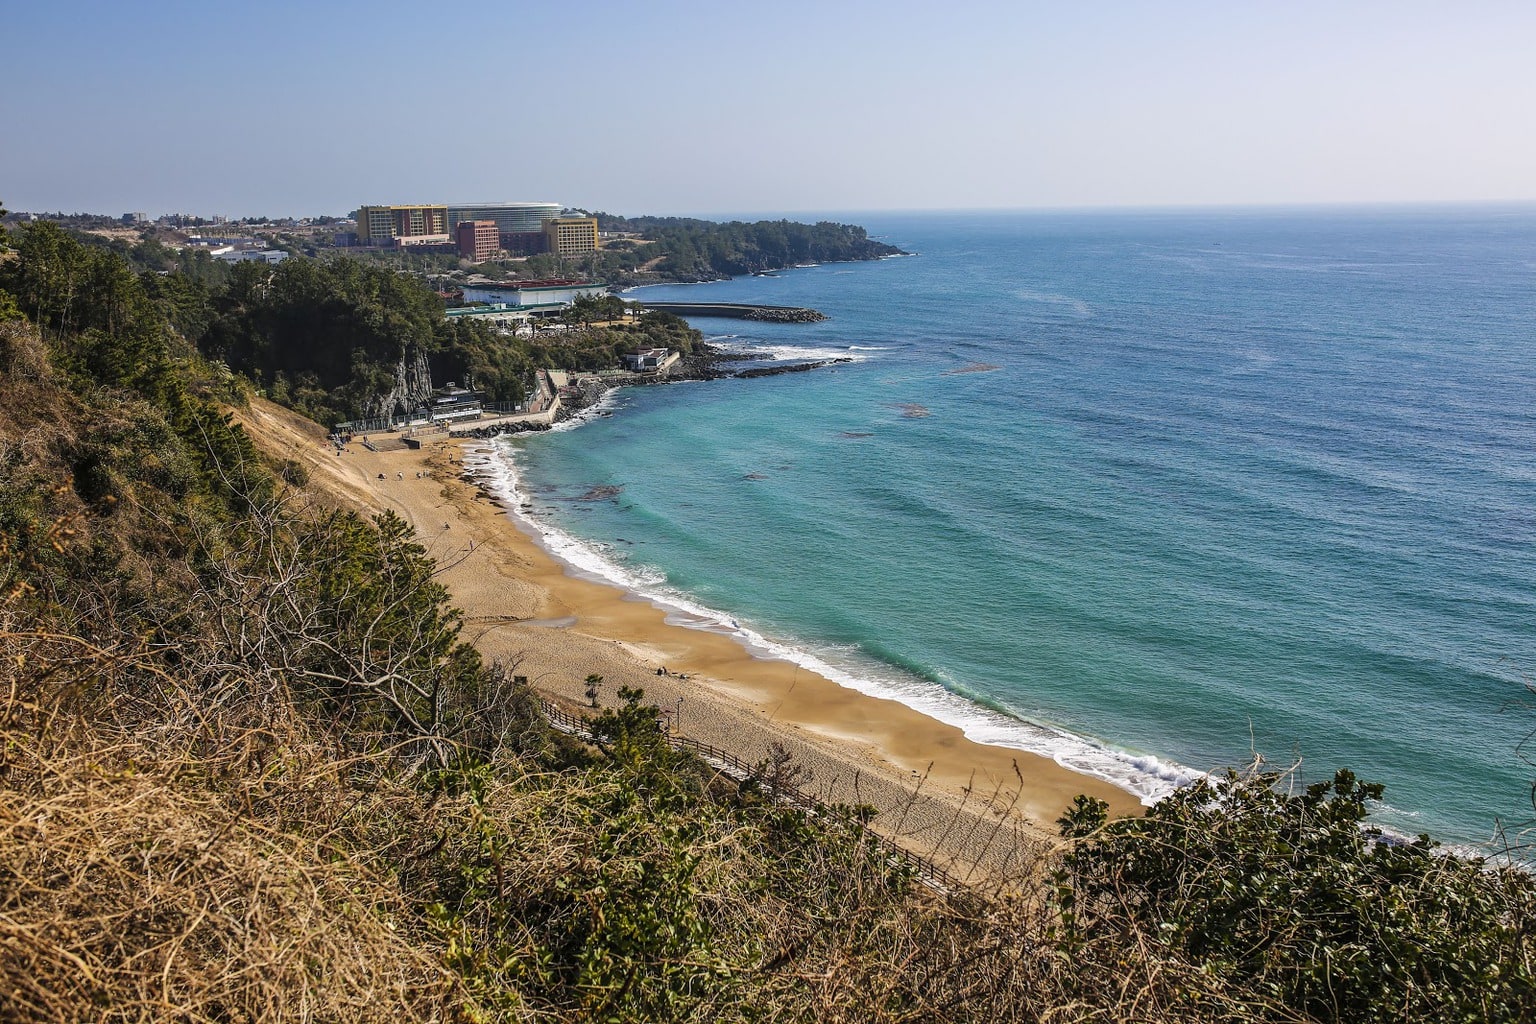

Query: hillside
left=2, top=224, right=1535, bottom=1022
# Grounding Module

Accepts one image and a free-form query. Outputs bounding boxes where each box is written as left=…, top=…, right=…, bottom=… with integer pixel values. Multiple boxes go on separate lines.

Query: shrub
left=1053, top=767, right=1536, bottom=1022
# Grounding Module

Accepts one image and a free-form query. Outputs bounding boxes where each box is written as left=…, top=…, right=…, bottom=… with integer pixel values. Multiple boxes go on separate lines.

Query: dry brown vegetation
left=4, top=227, right=1536, bottom=1022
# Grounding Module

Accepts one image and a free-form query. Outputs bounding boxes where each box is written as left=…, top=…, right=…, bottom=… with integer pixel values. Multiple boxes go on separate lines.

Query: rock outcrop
left=741, top=307, right=827, bottom=323
left=365, top=346, right=434, bottom=421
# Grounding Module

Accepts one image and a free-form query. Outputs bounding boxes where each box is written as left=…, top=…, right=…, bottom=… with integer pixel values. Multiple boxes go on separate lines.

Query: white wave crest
left=723, top=341, right=873, bottom=363
left=543, top=388, right=623, bottom=433
left=462, top=440, right=1200, bottom=806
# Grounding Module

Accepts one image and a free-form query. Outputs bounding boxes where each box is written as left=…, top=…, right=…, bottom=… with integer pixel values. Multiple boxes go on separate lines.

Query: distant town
left=0, top=200, right=896, bottom=434
left=0, top=201, right=902, bottom=291
left=5, top=200, right=650, bottom=332
left=7, top=200, right=604, bottom=272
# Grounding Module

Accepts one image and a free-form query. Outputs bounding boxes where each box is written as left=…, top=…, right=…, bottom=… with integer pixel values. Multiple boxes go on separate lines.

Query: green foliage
left=431, top=317, right=532, bottom=405
left=200, top=256, right=445, bottom=423
left=593, top=213, right=905, bottom=281
left=562, top=293, right=627, bottom=325
left=287, top=509, right=485, bottom=756
left=1, top=222, right=174, bottom=394
left=423, top=758, right=737, bottom=1022
left=585, top=686, right=695, bottom=783
left=1053, top=767, right=1536, bottom=1022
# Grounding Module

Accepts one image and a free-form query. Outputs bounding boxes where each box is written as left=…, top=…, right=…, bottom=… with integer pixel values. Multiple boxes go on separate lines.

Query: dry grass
left=0, top=624, right=458, bottom=1024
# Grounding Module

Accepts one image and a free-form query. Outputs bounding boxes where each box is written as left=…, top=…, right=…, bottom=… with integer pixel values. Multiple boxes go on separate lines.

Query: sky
left=4, top=0, right=1535, bottom=219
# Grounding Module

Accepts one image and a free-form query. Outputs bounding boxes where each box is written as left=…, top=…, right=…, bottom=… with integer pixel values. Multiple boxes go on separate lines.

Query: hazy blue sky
left=5, top=1, right=1534, bottom=218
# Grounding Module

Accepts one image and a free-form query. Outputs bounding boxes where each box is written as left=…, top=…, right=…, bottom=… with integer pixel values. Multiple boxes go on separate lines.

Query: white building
left=215, top=249, right=289, bottom=265
left=622, top=348, right=678, bottom=371
left=462, top=280, right=606, bottom=307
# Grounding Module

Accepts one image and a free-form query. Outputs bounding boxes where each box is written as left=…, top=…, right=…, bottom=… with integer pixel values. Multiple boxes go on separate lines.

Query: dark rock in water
left=455, top=418, right=553, bottom=440
left=577, top=484, right=623, bottom=501
left=735, top=357, right=852, bottom=379
left=643, top=302, right=825, bottom=322
left=742, top=307, right=827, bottom=323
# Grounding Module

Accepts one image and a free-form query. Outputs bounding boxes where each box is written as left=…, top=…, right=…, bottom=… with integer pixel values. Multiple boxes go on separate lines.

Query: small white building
left=621, top=348, right=680, bottom=372
left=427, top=383, right=483, bottom=423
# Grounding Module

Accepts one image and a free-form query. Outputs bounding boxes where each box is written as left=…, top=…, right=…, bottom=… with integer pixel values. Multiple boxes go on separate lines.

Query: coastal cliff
left=365, top=344, right=434, bottom=420
left=588, top=214, right=907, bottom=285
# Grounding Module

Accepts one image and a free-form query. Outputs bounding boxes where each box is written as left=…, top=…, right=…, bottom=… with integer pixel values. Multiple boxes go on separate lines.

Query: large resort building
left=446, top=201, right=563, bottom=235
left=356, top=204, right=451, bottom=246
left=456, top=220, right=500, bottom=261
left=447, top=201, right=563, bottom=256
left=543, top=216, right=599, bottom=257
left=354, top=201, right=598, bottom=260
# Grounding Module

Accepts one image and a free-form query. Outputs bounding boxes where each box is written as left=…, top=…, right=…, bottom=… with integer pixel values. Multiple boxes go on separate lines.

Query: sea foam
left=720, top=340, right=876, bottom=364
left=463, top=437, right=1202, bottom=806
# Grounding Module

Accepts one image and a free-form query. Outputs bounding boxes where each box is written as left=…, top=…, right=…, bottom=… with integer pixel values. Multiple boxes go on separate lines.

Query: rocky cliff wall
left=365, top=345, right=434, bottom=420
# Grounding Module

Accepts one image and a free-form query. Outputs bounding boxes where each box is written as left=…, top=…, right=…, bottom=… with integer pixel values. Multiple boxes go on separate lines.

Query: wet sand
left=240, top=400, right=1142, bottom=880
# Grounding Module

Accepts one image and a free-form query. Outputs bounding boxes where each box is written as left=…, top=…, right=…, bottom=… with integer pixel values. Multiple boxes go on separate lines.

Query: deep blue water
left=487, top=207, right=1536, bottom=848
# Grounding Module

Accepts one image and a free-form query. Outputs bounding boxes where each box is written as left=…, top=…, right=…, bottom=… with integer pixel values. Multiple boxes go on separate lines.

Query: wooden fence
left=538, top=700, right=964, bottom=893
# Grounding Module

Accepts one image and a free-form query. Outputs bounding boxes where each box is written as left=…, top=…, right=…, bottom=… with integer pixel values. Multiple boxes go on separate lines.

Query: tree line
left=1, top=220, right=704, bottom=426
left=593, top=213, right=904, bottom=280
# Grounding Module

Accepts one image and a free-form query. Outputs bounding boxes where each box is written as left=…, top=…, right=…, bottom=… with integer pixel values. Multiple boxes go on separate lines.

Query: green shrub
left=1053, top=768, right=1536, bottom=1022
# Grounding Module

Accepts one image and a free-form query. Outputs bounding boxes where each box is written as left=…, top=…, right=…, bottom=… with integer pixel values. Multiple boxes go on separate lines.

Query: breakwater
left=639, top=301, right=827, bottom=323
left=454, top=349, right=850, bottom=441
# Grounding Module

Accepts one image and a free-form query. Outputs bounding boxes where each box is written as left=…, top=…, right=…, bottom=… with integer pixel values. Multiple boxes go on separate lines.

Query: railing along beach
left=537, top=700, right=963, bottom=893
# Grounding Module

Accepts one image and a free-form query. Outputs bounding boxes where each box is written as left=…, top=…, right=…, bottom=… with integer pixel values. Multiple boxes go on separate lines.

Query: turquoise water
left=483, top=207, right=1536, bottom=848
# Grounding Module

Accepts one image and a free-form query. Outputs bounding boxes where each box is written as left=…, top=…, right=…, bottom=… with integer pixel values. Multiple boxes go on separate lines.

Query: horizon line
left=10, top=196, right=1536, bottom=224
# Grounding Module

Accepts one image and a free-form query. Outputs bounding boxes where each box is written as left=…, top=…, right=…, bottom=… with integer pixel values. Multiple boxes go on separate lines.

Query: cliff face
left=365, top=345, right=434, bottom=420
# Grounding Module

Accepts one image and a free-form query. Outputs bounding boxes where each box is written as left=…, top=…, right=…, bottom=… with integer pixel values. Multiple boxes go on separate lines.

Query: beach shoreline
left=240, top=398, right=1143, bottom=878
left=468, top=422, right=1195, bottom=807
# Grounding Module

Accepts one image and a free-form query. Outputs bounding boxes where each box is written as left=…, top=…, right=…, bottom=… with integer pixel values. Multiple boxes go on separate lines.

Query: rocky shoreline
left=455, top=345, right=850, bottom=441
left=636, top=301, right=828, bottom=323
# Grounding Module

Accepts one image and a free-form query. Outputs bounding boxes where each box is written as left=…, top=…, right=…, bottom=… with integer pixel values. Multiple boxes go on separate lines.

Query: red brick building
left=455, top=220, right=500, bottom=261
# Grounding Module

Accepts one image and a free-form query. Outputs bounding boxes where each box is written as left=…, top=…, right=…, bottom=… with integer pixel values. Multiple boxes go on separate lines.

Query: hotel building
left=446, top=201, right=563, bottom=237
left=543, top=216, right=599, bottom=257
left=356, top=204, right=451, bottom=246
left=455, top=220, right=501, bottom=261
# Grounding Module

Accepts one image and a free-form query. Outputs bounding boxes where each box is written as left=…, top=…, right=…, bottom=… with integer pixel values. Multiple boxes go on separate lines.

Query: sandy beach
left=240, top=400, right=1142, bottom=880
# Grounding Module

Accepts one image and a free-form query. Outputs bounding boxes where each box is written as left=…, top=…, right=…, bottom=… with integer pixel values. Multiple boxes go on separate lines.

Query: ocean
left=482, top=206, right=1536, bottom=850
